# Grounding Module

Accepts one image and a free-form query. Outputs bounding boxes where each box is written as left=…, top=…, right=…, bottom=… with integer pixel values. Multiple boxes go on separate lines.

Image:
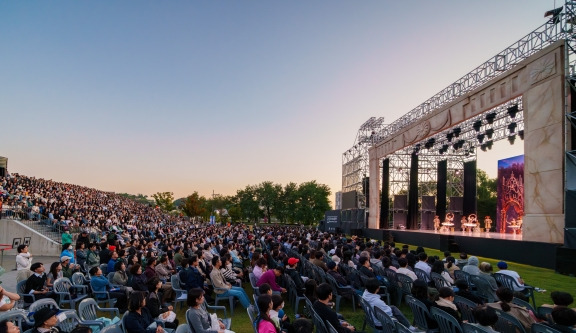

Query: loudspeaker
left=363, top=177, right=370, bottom=208
left=565, top=228, right=576, bottom=249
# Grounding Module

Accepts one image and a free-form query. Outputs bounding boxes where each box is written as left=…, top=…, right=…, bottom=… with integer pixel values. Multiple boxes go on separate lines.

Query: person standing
left=16, top=244, right=32, bottom=282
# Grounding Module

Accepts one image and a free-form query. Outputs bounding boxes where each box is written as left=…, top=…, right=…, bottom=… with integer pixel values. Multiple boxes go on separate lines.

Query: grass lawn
left=171, top=242, right=575, bottom=332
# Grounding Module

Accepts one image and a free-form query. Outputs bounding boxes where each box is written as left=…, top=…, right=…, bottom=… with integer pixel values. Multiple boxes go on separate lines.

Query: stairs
left=17, top=219, right=62, bottom=244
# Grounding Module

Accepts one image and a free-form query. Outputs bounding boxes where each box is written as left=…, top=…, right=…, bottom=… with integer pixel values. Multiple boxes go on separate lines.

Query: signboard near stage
left=497, top=155, right=524, bottom=234
left=324, top=210, right=341, bottom=233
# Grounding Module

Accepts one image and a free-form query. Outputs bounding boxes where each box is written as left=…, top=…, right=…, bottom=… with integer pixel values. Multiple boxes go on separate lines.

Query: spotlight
left=545, top=7, right=563, bottom=24
left=439, top=148, right=444, bottom=155
left=477, top=133, right=485, bottom=143
left=480, top=144, right=487, bottom=152
left=485, top=112, right=497, bottom=124
left=508, top=122, right=517, bottom=133
left=442, top=144, right=449, bottom=151
left=425, top=138, right=436, bottom=149
left=486, top=140, right=493, bottom=150
left=453, top=127, right=461, bottom=137
left=486, top=128, right=494, bottom=139
left=518, top=130, right=524, bottom=140
left=472, top=120, right=482, bottom=132
left=447, top=132, right=454, bottom=142
left=508, top=134, right=516, bottom=145
left=507, top=104, right=519, bottom=118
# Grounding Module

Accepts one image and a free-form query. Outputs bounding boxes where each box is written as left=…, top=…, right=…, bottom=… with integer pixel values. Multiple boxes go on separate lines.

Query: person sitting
left=357, top=256, right=375, bottom=278
left=128, top=264, right=148, bottom=292
left=209, top=256, right=251, bottom=308
left=0, top=285, right=20, bottom=313
left=30, top=307, right=61, bottom=333
left=414, top=252, right=431, bottom=283
left=462, top=256, right=480, bottom=276
left=113, top=261, right=131, bottom=288
left=107, top=251, right=119, bottom=274
left=488, top=287, right=536, bottom=331
left=470, top=305, right=499, bottom=332
left=186, top=288, right=227, bottom=333
left=60, top=256, right=78, bottom=279
left=313, top=283, right=355, bottom=332
left=253, top=258, right=268, bottom=281
left=291, top=318, right=313, bottom=333
left=146, top=277, right=178, bottom=329
left=547, top=307, right=576, bottom=332
left=256, top=294, right=280, bottom=333
left=478, top=262, right=499, bottom=301
left=362, top=278, right=414, bottom=330
left=432, top=287, right=462, bottom=323
left=46, top=262, right=63, bottom=289
left=455, top=279, right=484, bottom=305
left=286, top=257, right=306, bottom=296
left=0, top=319, right=21, bottom=333
left=257, top=266, right=286, bottom=294
left=397, top=258, right=418, bottom=281
left=25, top=262, right=57, bottom=302
left=123, top=291, right=164, bottom=333
left=311, top=251, right=328, bottom=272
left=431, top=261, right=454, bottom=285
left=496, top=261, right=532, bottom=301
left=270, top=294, right=290, bottom=332
left=89, top=266, right=128, bottom=313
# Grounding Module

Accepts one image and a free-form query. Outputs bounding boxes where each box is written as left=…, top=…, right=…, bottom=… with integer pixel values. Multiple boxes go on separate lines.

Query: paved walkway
left=0, top=256, right=61, bottom=292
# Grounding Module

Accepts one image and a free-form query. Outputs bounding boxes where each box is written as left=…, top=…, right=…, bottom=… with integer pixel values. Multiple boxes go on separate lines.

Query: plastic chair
left=359, top=297, right=383, bottom=333
left=469, top=275, right=496, bottom=303
left=531, top=323, right=563, bottom=333
left=71, top=272, right=89, bottom=287
left=100, top=323, right=124, bottom=333
left=493, top=273, right=535, bottom=309
left=28, top=298, right=60, bottom=325
left=246, top=305, right=259, bottom=333
left=170, top=275, right=188, bottom=310
left=58, top=310, right=91, bottom=333
left=325, top=319, right=339, bottom=333
left=175, top=324, right=191, bottom=333
left=454, top=270, right=475, bottom=290
left=493, top=308, right=527, bottom=333
left=395, top=321, right=413, bottom=333
left=16, top=280, right=35, bottom=309
left=413, top=268, right=429, bottom=283
left=359, top=274, right=391, bottom=306
left=404, top=295, right=438, bottom=332
left=430, top=272, right=451, bottom=289
left=286, top=276, right=307, bottom=314
left=325, top=273, right=356, bottom=312
left=211, top=280, right=235, bottom=316
left=0, top=309, right=31, bottom=331
left=53, top=277, right=88, bottom=309
left=454, top=295, right=477, bottom=324
left=107, top=272, right=122, bottom=288
left=511, top=297, right=537, bottom=315
left=78, top=298, right=120, bottom=325
left=201, top=299, right=231, bottom=329
left=396, top=273, right=414, bottom=299
left=313, top=311, right=329, bottom=333
left=374, top=306, right=398, bottom=333
left=430, top=307, right=464, bottom=333
left=384, top=268, right=403, bottom=306
left=462, top=323, right=496, bottom=333
left=99, top=263, right=108, bottom=275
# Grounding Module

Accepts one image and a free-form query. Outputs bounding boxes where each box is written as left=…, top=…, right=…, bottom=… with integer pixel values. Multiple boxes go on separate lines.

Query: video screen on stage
left=497, top=155, right=524, bottom=234
left=341, top=191, right=357, bottom=210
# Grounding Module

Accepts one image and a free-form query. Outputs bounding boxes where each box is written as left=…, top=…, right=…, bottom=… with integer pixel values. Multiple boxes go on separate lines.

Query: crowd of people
left=0, top=172, right=575, bottom=333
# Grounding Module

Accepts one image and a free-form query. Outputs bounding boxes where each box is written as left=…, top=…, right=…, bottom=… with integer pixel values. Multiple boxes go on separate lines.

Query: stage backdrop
left=497, top=155, right=525, bottom=234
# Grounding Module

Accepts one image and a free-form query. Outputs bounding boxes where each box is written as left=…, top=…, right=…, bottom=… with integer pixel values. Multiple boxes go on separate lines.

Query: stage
left=362, top=228, right=562, bottom=270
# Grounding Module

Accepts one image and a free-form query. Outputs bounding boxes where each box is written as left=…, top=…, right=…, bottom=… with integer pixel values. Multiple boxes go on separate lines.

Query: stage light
left=424, top=138, right=435, bottom=149
left=486, top=140, right=493, bottom=150
left=453, top=127, right=461, bottom=137
left=453, top=142, right=459, bottom=150
left=508, top=122, right=517, bottom=133
left=472, top=120, right=482, bottom=132
left=480, top=144, right=487, bottom=152
left=507, top=104, right=519, bottom=118
left=518, top=130, right=525, bottom=140
left=508, top=134, right=516, bottom=145
left=545, top=7, right=563, bottom=24
left=486, top=112, right=497, bottom=124
left=447, top=132, right=454, bottom=142
left=439, top=148, right=444, bottom=155
left=486, top=128, right=494, bottom=139
left=469, top=147, right=475, bottom=154
left=477, top=133, right=485, bottom=143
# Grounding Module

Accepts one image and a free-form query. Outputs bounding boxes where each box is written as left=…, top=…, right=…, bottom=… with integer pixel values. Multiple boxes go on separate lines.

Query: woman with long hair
left=128, top=263, right=148, bottom=292
left=488, top=287, right=536, bottom=330
left=46, top=262, right=62, bottom=289
left=257, top=294, right=279, bottom=333
left=123, top=292, right=162, bottom=333
left=146, top=277, right=178, bottom=329
left=444, top=256, right=460, bottom=279
left=186, top=288, right=226, bottom=333
left=431, top=261, right=454, bottom=285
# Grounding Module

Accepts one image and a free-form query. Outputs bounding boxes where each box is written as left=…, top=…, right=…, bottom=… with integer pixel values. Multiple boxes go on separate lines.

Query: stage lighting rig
left=486, top=140, right=494, bottom=150
left=453, top=127, right=461, bottom=137
left=477, top=133, right=485, bottom=143
left=545, top=6, right=563, bottom=24
left=486, top=128, right=495, bottom=139
left=472, top=120, right=482, bottom=132
left=485, top=112, right=497, bottom=124
left=508, top=134, right=516, bottom=145
left=447, top=131, right=454, bottom=142
left=424, top=138, right=435, bottom=149
left=508, top=122, right=517, bottom=133
left=507, top=104, right=519, bottom=118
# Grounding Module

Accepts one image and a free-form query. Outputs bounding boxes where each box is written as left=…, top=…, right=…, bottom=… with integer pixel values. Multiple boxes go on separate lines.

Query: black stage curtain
left=380, top=159, right=390, bottom=229
left=463, top=160, right=477, bottom=216
left=406, top=153, right=419, bottom=229
left=436, top=160, right=447, bottom=220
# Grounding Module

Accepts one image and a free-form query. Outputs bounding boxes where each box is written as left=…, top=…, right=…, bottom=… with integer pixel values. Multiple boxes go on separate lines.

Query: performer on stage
left=433, top=215, right=440, bottom=231
left=461, top=215, right=468, bottom=232
left=484, top=216, right=492, bottom=232
left=467, top=214, right=478, bottom=232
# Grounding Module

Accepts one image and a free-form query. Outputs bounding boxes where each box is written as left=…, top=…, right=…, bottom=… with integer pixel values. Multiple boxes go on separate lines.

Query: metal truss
left=373, top=18, right=565, bottom=145
left=342, top=117, right=386, bottom=201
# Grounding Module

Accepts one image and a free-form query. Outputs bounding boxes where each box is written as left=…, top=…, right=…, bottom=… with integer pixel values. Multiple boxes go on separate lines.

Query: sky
left=0, top=1, right=556, bottom=203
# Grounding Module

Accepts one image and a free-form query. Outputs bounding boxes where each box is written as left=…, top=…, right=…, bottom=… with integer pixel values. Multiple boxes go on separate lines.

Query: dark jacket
left=313, top=300, right=352, bottom=333
left=124, top=308, right=156, bottom=333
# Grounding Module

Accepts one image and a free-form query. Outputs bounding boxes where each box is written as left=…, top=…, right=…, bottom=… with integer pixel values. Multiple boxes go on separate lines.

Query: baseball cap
left=288, top=258, right=299, bottom=266
left=61, top=256, right=72, bottom=262
left=497, top=261, right=508, bottom=269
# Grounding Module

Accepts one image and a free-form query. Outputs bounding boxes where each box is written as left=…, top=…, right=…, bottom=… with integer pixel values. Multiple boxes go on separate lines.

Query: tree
left=181, top=192, right=207, bottom=219
left=477, top=169, right=497, bottom=220
left=236, top=185, right=262, bottom=222
left=152, top=192, right=175, bottom=212
left=256, top=181, right=282, bottom=223
left=295, top=181, right=331, bottom=225
left=280, top=182, right=299, bottom=223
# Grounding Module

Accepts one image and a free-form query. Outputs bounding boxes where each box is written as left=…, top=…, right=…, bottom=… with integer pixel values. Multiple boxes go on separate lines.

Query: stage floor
left=397, top=229, right=524, bottom=241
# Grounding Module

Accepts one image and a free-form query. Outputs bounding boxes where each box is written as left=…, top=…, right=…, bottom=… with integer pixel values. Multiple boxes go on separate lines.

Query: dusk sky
left=1, top=1, right=551, bottom=203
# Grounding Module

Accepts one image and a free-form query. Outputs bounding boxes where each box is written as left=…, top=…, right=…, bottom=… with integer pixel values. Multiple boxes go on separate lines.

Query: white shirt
left=397, top=267, right=418, bottom=281
left=498, top=269, right=525, bottom=291
left=16, top=252, right=32, bottom=271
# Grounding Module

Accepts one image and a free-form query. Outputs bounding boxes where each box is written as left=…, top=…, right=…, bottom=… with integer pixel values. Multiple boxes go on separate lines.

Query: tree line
left=149, top=180, right=331, bottom=225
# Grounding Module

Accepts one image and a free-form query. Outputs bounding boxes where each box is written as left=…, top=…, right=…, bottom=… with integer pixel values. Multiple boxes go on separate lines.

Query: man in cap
left=60, top=256, right=77, bottom=279
left=286, top=257, right=306, bottom=295
left=496, top=261, right=527, bottom=292
left=31, top=307, right=61, bottom=333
